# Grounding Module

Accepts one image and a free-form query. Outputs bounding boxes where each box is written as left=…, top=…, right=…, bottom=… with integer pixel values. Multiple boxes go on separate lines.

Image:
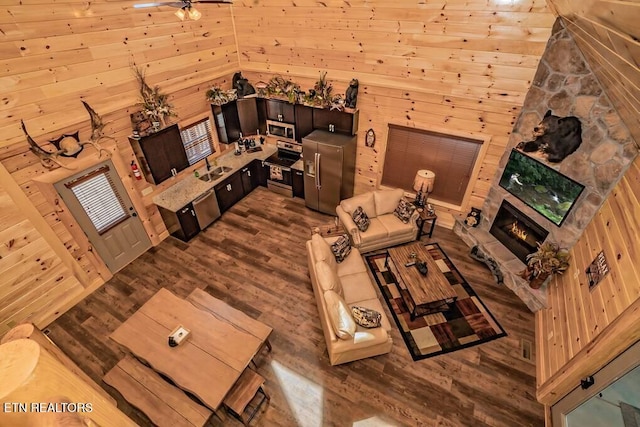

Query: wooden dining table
left=110, top=288, right=263, bottom=412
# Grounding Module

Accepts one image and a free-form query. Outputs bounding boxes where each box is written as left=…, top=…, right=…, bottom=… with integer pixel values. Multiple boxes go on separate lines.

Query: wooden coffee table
left=386, top=243, right=458, bottom=319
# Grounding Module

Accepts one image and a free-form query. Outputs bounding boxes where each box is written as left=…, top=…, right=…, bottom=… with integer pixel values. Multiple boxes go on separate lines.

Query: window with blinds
left=67, top=166, right=128, bottom=234
left=181, top=118, right=215, bottom=165
left=382, top=125, right=482, bottom=206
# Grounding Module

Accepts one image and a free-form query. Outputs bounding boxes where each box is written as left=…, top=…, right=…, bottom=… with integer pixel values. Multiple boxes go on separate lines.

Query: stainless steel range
left=262, top=140, right=302, bottom=197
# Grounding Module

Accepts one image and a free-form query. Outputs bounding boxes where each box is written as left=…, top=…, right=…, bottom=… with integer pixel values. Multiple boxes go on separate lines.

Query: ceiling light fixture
left=187, top=6, right=201, bottom=20
left=174, top=8, right=186, bottom=20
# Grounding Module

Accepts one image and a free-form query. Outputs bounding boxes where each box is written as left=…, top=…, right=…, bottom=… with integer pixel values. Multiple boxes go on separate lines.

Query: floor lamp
left=413, top=170, right=435, bottom=210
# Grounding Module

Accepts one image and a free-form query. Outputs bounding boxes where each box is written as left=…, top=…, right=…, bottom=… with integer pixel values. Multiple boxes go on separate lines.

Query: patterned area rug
left=365, top=243, right=507, bottom=361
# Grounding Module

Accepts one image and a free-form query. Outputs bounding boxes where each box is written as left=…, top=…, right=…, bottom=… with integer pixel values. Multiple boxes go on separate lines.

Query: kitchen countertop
left=292, top=159, right=304, bottom=171
left=153, top=144, right=277, bottom=212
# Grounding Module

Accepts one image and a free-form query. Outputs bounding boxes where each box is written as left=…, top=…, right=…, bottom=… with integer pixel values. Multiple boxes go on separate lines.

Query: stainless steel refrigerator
left=303, top=130, right=357, bottom=214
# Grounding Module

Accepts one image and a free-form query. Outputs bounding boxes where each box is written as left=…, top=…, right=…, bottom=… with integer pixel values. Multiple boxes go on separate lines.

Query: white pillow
left=374, top=188, right=405, bottom=216
left=315, top=261, right=343, bottom=296
left=323, top=290, right=356, bottom=340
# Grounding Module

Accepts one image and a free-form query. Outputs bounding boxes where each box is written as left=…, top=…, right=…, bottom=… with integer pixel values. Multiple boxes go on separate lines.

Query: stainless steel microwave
left=266, top=120, right=295, bottom=142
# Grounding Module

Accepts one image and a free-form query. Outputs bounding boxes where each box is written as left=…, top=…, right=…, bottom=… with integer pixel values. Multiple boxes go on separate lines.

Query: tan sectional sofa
left=306, top=234, right=393, bottom=365
left=336, top=188, right=419, bottom=253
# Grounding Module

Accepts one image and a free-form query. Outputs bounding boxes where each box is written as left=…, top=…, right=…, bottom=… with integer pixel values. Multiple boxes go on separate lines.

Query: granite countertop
left=292, top=159, right=304, bottom=171
left=153, top=144, right=277, bottom=212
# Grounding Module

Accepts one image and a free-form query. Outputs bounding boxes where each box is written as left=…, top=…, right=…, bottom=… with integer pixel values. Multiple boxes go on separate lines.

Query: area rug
left=365, top=243, right=507, bottom=361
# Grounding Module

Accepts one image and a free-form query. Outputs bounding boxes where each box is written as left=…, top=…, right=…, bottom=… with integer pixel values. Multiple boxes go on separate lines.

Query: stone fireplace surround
left=454, top=19, right=637, bottom=312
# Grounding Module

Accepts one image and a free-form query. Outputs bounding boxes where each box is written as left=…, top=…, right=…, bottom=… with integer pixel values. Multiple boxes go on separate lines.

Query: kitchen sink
left=198, top=172, right=222, bottom=182
left=198, top=166, right=231, bottom=182
left=211, top=166, right=232, bottom=174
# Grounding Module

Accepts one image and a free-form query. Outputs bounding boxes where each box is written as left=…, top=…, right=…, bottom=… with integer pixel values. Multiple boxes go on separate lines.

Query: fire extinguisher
left=131, top=161, right=142, bottom=180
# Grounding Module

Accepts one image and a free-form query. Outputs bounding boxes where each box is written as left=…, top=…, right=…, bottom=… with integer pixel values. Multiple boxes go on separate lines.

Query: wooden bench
left=187, top=288, right=273, bottom=354
left=223, top=368, right=270, bottom=426
left=103, top=355, right=212, bottom=427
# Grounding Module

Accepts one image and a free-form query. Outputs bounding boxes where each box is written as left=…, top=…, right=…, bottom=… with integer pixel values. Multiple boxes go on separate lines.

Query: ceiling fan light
left=174, top=8, right=186, bottom=20
left=188, top=6, right=201, bottom=20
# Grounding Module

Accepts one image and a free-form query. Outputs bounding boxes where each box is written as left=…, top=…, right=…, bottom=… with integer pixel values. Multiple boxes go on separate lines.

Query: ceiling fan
left=134, top=0, right=233, bottom=21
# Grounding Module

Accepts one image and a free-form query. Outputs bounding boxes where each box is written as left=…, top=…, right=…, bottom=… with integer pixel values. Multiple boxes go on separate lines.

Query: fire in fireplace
left=489, top=200, right=549, bottom=263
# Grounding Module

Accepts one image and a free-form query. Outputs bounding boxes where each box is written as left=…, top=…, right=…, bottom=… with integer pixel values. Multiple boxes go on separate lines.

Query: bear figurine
left=516, top=110, right=582, bottom=163
left=232, top=72, right=256, bottom=98
left=464, top=207, right=481, bottom=228
left=345, top=79, right=359, bottom=109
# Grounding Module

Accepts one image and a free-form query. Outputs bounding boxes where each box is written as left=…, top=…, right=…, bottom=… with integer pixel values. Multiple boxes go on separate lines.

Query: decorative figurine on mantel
left=345, top=78, right=359, bottom=108
left=232, top=72, right=256, bottom=98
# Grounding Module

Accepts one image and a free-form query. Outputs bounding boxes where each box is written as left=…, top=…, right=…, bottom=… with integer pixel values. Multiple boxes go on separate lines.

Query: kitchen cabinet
left=240, top=162, right=259, bottom=195
left=266, top=99, right=295, bottom=123
left=211, top=99, right=260, bottom=144
left=292, top=169, right=305, bottom=199
left=312, top=108, right=359, bottom=136
left=129, top=124, right=189, bottom=184
left=214, top=170, right=244, bottom=214
left=254, top=159, right=268, bottom=187
left=294, top=104, right=314, bottom=142
left=158, top=203, right=200, bottom=242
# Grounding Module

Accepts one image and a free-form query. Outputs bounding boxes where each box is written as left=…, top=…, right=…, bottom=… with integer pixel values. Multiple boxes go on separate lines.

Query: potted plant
left=132, top=66, right=176, bottom=129
left=521, top=241, right=570, bottom=289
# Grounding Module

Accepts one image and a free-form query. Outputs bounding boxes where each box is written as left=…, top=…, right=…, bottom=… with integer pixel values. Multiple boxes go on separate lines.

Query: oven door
left=264, top=163, right=293, bottom=197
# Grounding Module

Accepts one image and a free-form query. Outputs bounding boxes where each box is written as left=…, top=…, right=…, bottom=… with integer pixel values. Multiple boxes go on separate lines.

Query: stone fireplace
left=454, top=19, right=636, bottom=312
left=489, top=200, right=549, bottom=264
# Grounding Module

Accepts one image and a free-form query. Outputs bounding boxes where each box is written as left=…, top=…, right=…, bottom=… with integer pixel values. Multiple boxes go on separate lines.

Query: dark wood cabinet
left=212, top=99, right=261, bottom=144
left=159, top=205, right=199, bottom=242
left=292, top=169, right=305, bottom=199
left=254, top=159, right=268, bottom=187
left=312, top=108, right=359, bottom=135
left=294, top=104, right=314, bottom=142
left=175, top=203, right=200, bottom=241
left=240, top=162, right=258, bottom=195
left=214, top=170, right=244, bottom=214
left=129, top=124, right=189, bottom=185
left=266, top=99, right=295, bottom=123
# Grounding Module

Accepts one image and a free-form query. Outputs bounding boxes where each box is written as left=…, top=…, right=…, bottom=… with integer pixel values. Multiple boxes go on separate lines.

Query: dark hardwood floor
left=47, top=187, right=543, bottom=426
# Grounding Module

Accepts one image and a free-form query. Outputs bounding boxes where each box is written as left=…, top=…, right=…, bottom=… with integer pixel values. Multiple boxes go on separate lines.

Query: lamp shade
left=188, top=6, right=202, bottom=20
left=174, top=8, right=186, bottom=20
left=413, top=169, right=435, bottom=193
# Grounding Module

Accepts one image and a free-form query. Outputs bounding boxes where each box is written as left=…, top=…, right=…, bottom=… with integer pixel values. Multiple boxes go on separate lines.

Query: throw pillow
left=394, top=199, right=416, bottom=223
left=351, top=306, right=382, bottom=328
left=315, top=261, right=343, bottom=296
left=331, top=234, right=352, bottom=263
left=324, top=290, right=356, bottom=340
left=352, top=206, right=370, bottom=232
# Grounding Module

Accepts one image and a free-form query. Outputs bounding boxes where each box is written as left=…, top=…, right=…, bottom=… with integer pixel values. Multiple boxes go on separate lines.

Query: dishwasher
left=192, top=189, right=221, bottom=230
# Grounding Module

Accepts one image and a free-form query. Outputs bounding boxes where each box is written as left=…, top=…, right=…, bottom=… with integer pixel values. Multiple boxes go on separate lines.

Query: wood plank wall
left=533, top=0, right=640, bottom=407
left=536, top=156, right=640, bottom=405
left=547, top=0, right=640, bottom=146
left=232, top=0, right=555, bottom=219
left=0, top=0, right=239, bottom=331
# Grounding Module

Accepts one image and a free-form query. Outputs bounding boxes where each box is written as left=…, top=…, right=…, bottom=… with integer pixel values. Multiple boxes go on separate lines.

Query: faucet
left=205, top=157, right=211, bottom=172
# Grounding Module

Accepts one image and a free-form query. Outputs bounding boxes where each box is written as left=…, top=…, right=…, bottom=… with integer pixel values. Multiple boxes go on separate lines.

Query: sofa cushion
left=378, top=215, right=415, bottom=239
left=331, top=235, right=352, bottom=263
left=341, top=192, right=377, bottom=218
left=352, top=206, right=370, bottom=232
left=394, top=199, right=416, bottom=223
left=374, top=188, right=405, bottom=216
left=315, top=261, right=342, bottom=296
left=324, top=290, right=356, bottom=340
left=358, top=218, right=389, bottom=246
left=311, top=233, right=336, bottom=268
left=340, top=272, right=378, bottom=304
left=351, top=306, right=382, bottom=328
left=336, top=248, right=367, bottom=277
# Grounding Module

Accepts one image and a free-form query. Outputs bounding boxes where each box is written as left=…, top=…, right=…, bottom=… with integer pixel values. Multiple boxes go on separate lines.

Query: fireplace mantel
left=454, top=218, right=548, bottom=312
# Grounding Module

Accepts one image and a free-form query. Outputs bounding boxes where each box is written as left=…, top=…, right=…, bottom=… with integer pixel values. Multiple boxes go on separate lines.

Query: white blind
left=181, top=118, right=214, bottom=165
left=69, top=169, right=128, bottom=234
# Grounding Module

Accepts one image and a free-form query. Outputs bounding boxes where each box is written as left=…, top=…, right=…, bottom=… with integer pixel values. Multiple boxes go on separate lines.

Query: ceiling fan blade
left=133, top=2, right=185, bottom=8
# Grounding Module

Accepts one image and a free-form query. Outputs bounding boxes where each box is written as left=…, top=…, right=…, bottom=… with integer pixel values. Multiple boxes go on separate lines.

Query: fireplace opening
left=490, top=200, right=549, bottom=263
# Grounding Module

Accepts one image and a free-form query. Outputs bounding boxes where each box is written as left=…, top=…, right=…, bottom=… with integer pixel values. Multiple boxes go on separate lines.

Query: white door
left=54, top=159, right=151, bottom=273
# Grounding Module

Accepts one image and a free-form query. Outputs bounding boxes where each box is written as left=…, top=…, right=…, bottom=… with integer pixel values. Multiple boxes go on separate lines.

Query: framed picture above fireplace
left=499, top=149, right=585, bottom=226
